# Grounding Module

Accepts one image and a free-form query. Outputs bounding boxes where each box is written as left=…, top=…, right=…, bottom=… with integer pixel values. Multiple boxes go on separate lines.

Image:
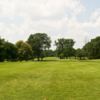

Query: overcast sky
left=0, top=0, right=100, bottom=49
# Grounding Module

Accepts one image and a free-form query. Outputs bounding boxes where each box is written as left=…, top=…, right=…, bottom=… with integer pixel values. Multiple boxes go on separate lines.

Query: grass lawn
left=0, top=58, right=100, bottom=100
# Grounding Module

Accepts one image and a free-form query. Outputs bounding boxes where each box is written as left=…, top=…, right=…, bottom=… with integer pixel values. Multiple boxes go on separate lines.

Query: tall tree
left=5, top=42, right=18, bottom=61
left=0, top=37, right=6, bottom=62
left=16, top=41, right=33, bottom=61
left=27, top=33, right=51, bottom=61
left=83, top=36, right=100, bottom=59
left=76, top=48, right=85, bottom=60
left=55, top=38, right=75, bottom=59
left=55, top=39, right=65, bottom=59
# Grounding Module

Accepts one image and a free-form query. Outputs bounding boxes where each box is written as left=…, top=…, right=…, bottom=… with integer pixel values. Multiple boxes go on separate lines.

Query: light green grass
left=0, top=58, right=100, bottom=100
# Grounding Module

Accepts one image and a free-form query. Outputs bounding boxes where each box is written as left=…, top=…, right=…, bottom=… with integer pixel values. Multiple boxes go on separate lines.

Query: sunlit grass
left=0, top=58, right=100, bottom=100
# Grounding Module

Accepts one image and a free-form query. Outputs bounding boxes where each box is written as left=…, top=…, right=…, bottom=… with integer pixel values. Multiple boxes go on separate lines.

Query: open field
left=0, top=58, right=100, bottom=100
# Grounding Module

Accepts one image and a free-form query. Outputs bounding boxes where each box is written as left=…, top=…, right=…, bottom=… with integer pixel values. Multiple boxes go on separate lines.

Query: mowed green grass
left=0, top=58, right=100, bottom=100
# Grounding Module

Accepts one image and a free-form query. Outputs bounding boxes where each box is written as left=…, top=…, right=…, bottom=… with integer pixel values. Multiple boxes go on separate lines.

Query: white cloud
left=0, top=0, right=100, bottom=49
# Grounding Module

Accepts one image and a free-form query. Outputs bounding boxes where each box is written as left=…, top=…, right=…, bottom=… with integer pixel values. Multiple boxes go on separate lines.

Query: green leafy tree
left=0, top=37, right=6, bottom=62
left=16, top=41, right=33, bottom=61
left=55, top=39, right=65, bottom=59
left=83, top=36, right=100, bottom=59
left=76, top=49, right=85, bottom=60
left=5, top=42, right=18, bottom=61
left=55, top=38, right=75, bottom=59
left=27, top=33, right=51, bottom=61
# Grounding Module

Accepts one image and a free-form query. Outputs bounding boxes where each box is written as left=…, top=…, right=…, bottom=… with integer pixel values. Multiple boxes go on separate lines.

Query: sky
left=0, top=0, right=100, bottom=49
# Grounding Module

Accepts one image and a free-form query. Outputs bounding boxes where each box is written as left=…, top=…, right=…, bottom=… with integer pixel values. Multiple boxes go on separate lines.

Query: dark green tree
left=27, top=33, right=51, bottom=61
left=76, top=49, right=85, bottom=60
left=0, top=37, right=6, bottom=62
left=5, top=42, right=18, bottom=61
left=16, top=41, right=33, bottom=61
left=83, top=36, right=100, bottom=59
left=55, top=38, right=75, bottom=59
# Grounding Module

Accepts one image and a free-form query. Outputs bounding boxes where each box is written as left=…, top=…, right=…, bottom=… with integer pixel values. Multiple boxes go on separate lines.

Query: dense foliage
left=55, top=38, right=75, bottom=59
left=83, top=36, right=100, bottom=59
left=27, top=33, right=51, bottom=61
left=0, top=38, right=6, bottom=62
left=75, top=49, right=85, bottom=60
left=16, top=41, right=33, bottom=61
left=0, top=35, right=100, bottom=62
left=5, top=42, right=18, bottom=61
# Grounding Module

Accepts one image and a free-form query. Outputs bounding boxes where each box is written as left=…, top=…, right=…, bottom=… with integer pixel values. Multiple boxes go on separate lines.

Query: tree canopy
left=5, top=42, right=18, bottom=61
left=27, top=33, right=51, bottom=61
left=83, top=36, right=100, bottom=59
left=55, top=38, right=75, bottom=59
left=0, top=35, right=100, bottom=62
left=16, top=40, right=33, bottom=61
left=0, top=37, right=6, bottom=62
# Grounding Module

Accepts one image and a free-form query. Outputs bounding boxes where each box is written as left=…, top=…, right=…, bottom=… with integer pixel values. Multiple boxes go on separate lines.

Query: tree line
left=0, top=33, right=100, bottom=62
